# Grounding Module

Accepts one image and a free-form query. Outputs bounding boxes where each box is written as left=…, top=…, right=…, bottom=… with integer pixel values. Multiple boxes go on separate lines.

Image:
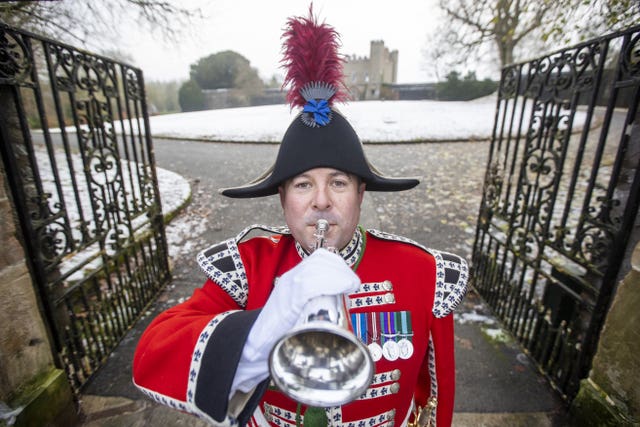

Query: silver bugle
left=268, top=220, right=374, bottom=407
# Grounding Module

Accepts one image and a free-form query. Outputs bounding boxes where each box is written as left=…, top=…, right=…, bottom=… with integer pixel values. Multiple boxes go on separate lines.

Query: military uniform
left=133, top=225, right=468, bottom=426
left=134, top=9, right=467, bottom=426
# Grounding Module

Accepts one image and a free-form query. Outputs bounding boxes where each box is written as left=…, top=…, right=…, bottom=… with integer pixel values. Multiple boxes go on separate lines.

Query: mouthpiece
left=314, top=219, right=330, bottom=251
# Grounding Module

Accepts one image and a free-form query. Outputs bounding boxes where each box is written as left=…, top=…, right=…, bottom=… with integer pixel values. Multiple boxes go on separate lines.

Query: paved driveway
left=152, top=139, right=487, bottom=258
left=81, top=138, right=568, bottom=425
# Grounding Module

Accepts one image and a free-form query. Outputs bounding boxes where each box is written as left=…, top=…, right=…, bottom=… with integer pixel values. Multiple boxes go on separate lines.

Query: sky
left=121, top=0, right=448, bottom=84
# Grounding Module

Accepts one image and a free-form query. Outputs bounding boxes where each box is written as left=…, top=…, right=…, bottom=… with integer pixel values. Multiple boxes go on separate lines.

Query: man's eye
left=293, top=182, right=311, bottom=189
left=332, top=180, right=348, bottom=188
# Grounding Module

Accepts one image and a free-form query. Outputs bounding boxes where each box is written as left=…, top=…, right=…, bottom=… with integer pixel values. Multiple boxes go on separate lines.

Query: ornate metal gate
left=0, top=24, right=170, bottom=391
left=473, top=25, right=640, bottom=400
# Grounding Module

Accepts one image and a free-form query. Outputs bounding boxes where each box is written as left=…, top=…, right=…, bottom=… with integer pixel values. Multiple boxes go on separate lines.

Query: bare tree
left=429, top=0, right=640, bottom=76
left=435, top=0, right=563, bottom=69
left=0, top=0, right=202, bottom=50
left=544, top=0, right=640, bottom=44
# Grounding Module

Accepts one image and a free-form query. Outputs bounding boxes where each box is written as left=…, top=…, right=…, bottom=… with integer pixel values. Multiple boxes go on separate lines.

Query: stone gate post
left=0, top=86, right=76, bottom=426
left=570, top=241, right=640, bottom=426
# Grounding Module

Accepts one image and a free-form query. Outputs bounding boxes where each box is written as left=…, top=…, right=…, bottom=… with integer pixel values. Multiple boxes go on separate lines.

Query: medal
left=398, top=338, right=414, bottom=359
left=382, top=340, right=399, bottom=361
left=398, top=311, right=414, bottom=359
left=368, top=312, right=382, bottom=361
left=381, top=311, right=399, bottom=361
left=368, top=342, right=383, bottom=361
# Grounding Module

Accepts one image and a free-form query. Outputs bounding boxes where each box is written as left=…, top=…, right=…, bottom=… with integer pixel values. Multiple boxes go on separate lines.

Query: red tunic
left=133, top=225, right=467, bottom=426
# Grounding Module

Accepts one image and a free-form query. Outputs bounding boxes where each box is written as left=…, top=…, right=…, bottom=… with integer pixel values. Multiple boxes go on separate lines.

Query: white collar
left=294, top=227, right=364, bottom=269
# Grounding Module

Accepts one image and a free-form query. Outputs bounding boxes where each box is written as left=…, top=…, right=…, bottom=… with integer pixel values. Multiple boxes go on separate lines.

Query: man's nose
left=312, top=186, right=332, bottom=210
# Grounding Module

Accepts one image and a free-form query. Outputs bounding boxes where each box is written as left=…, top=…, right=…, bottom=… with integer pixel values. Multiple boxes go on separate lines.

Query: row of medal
left=351, top=311, right=414, bottom=362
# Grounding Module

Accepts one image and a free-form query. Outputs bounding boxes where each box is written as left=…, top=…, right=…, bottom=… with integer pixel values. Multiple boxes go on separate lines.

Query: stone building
left=199, top=40, right=401, bottom=108
left=344, top=40, right=398, bottom=101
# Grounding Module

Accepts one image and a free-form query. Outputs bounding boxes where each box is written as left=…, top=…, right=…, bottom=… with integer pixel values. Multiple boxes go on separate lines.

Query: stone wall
left=570, top=242, right=640, bottom=426
left=0, top=88, right=76, bottom=426
left=0, top=178, right=54, bottom=397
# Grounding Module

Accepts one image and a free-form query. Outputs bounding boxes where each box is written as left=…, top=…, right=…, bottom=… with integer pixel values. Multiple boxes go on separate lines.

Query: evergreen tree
left=178, top=80, right=205, bottom=112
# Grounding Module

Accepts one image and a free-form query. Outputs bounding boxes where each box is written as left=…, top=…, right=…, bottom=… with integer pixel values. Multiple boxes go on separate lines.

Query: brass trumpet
left=268, top=219, right=374, bottom=407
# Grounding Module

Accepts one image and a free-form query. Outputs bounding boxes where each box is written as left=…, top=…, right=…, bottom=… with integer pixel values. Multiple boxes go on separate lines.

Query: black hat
left=220, top=7, right=420, bottom=199
left=221, top=110, right=419, bottom=198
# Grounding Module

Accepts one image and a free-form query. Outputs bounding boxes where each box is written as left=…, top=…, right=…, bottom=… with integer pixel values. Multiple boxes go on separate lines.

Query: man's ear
left=278, top=185, right=285, bottom=209
left=358, top=182, right=366, bottom=202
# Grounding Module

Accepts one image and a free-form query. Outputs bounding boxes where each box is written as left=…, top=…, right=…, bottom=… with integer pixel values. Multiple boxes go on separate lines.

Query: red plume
left=280, top=4, right=349, bottom=109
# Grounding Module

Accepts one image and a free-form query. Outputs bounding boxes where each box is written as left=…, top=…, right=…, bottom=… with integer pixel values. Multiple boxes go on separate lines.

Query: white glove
left=246, top=248, right=360, bottom=360
left=231, top=248, right=360, bottom=393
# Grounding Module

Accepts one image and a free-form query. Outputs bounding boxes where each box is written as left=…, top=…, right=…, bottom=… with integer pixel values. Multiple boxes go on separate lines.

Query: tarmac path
left=79, top=138, right=569, bottom=426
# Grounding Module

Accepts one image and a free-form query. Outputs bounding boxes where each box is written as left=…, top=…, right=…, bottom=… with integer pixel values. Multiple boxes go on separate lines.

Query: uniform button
left=383, top=280, right=393, bottom=291
left=391, top=369, right=401, bottom=381
left=390, top=382, right=400, bottom=393
left=388, top=409, right=396, bottom=419
left=385, top=293, right=396, bottom=303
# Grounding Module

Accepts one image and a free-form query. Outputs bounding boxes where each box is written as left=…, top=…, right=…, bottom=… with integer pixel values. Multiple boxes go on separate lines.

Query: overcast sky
left=121, top=0, right=449, bottom=84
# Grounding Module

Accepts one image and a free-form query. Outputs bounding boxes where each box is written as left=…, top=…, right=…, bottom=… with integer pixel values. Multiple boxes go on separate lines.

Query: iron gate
left=472, top=25, right=640, bottom=400
left=0, top=24, right=171, bottom=391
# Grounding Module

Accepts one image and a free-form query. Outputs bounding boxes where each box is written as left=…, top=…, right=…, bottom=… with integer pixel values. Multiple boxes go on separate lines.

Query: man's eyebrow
left=290, top=170, right=351, bottom=179
left=329, top=171, right=352, bottom=179
left=291, top=173, right=311, bottom=180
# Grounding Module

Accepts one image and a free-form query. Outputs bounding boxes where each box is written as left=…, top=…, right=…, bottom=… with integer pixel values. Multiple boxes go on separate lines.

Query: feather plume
left=280, top=4, right=349, bottom=109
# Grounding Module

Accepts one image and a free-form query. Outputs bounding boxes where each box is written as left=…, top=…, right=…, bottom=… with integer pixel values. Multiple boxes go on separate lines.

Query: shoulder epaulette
left=429, top=249, right=468, bottom=317
left=196, top=224, right=289, bottom=307
left=367, top=229, right=468, bottom=317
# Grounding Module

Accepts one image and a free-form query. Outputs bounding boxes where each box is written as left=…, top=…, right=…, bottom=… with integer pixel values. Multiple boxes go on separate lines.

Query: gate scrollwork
left=0, top=23, right=170, bottom=391
left=0, top=28, right=31, bottom=82
left=473, top=24, right=640, bottom=399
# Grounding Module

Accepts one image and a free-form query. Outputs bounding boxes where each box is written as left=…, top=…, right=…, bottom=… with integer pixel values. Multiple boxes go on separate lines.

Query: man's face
left=279, top=168, right=366, bottom=252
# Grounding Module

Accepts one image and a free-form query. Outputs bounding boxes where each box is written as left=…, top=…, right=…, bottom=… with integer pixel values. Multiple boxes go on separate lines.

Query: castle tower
left=343, top=40, right=398, bottom=100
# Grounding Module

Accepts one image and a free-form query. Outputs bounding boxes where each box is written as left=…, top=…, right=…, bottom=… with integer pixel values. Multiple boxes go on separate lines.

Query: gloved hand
left=245, top=248, right=360, bottom=361
left=231, top=249, right=360, bottom=393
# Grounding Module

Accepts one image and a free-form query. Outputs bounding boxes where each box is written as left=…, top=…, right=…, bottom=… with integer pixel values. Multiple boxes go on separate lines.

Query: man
left=133, top=8, right=467, bottom=427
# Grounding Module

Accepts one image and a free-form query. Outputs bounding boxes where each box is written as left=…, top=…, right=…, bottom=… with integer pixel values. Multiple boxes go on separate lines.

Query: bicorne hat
left=221, top=7, right=420, bottom=198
